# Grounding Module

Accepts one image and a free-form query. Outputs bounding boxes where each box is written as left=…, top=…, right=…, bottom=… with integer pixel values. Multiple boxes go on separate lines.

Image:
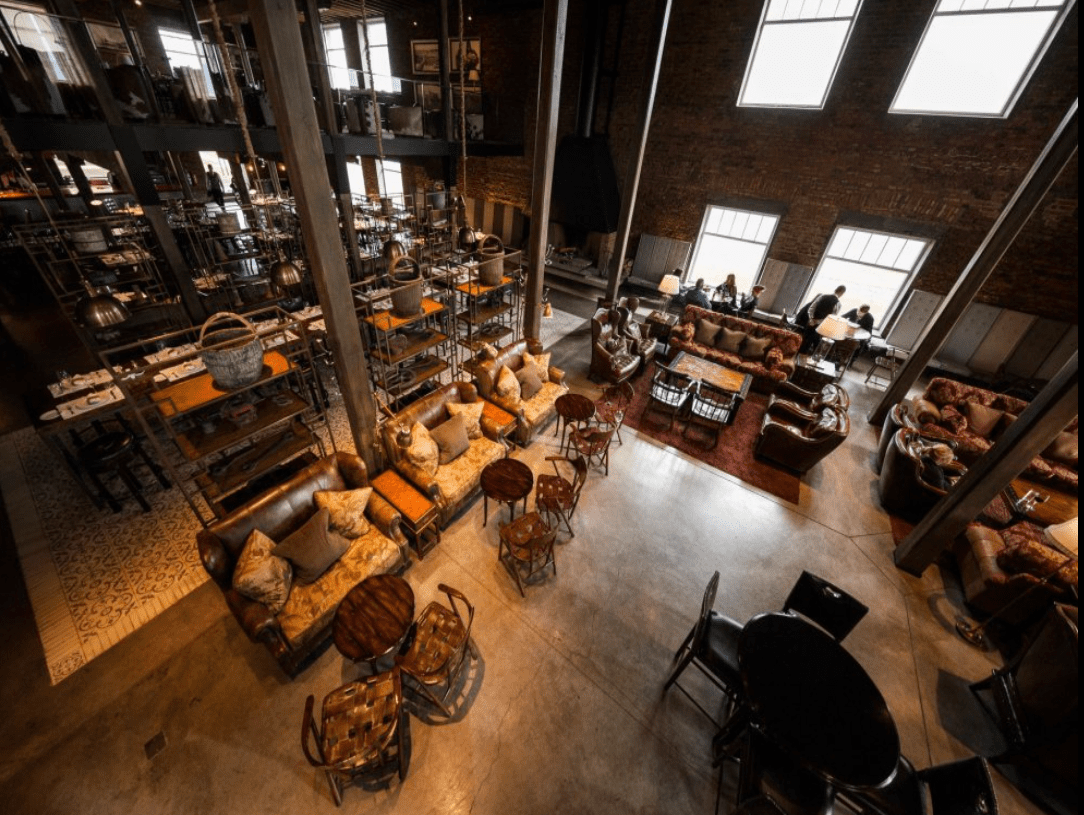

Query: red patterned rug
left=612, top=366, right=801, bottom=504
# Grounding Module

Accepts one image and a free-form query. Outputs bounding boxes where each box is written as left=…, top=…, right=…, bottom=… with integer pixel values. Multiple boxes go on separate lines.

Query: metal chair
left=301, top=668, right=409, bottom=805
left=664, top=571, right=744, bottom=723
left=498, top=511, right=557, bottom=597
left=865, top=347, right=908, bottom=389
left=782, top=571, right=869, bottom=642
left=395, top=584, right=477, bottom=717
left=842, top=756, right=998, bottom=815
left=683, top=381, right=735, bottom=448
left=536, top=454, right=589, bottom=537
left=641, top=363, right=693, bottom=431
left=568, top=423, right=615, bottom=476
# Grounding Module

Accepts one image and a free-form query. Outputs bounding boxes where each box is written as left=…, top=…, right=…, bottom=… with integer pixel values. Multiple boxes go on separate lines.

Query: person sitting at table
left=795, top=285, right=846, bottom=353
left=683, top=278, right=713, bottom=310
left=842, top=304, right=875, bottom=353
left=714, top=274, right=738, bottom=312
left=738, top=285, right=766, bottom=316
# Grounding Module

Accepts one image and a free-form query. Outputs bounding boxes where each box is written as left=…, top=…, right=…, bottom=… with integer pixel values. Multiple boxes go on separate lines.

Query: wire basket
left=198, top=311, right=265, bottom=389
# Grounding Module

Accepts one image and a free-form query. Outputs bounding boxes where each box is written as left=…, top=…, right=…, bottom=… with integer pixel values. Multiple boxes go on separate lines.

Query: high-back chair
left=498, top=511, right=558, bottom=597
left=568, top=424, right=616, bottom=476
left=842, top=755, right=998, bottom=815
left=597, top=381, right=635, bottom=445
left=782, top=571, right=868, bottom=642
left=683, top=381, right=736, bottom=449
left=642, top=363, right=693, bottom=431
left=536, top=454, right=589, bottom=537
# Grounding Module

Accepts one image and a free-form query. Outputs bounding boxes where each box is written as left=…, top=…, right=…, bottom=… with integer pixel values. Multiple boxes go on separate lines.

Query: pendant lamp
left=269, top=258, right=303, bottom=289
left=76, top=282, right=130, bottom=329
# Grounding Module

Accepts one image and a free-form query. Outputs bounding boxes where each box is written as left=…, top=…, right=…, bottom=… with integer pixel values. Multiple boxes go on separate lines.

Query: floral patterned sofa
left=668, top=305, right=802, bottom=392
left=912, top=377, right=1078, bottom=492
left=472, top=339, right=568, bottom=445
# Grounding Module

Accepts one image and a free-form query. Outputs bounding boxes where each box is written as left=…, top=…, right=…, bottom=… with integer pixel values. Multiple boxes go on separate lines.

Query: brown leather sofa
left=755, top=403, right=850, bottom=474
left=196, top=452, right=409, bottom=676
left=472, top=339, right=569, bottom=445
left=878, top=428, right=967, bottom=522
left=382, top=381, right=507, bottom=526
left=590, top=309, right=640, bottom=384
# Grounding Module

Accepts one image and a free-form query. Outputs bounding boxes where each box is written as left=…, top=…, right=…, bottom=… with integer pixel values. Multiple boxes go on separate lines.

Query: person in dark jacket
left=796, top=285, right=846, bottom=352
left=738, top=285, right=766, bottom=315
left=842, top=304, right=875, bottom=333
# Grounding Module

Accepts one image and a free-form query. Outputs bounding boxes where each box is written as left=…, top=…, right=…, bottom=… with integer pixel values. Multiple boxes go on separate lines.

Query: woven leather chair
left=642, top=363, right=693, bottom=431
left=755, top=405, right=849, bottom=474
left=597, top=381, right=634, bottom=445
left=683, top=381, right=736, bottom=449
left=301, top=668, right=409, bottom=805
left=498, top=511, right=557, bottom=596
left=536, top=454, right=589, bottom=537
left=568, top=424, right=615, bottom=476
left=663, top=571, right=743, bottom=723
left=783, top=571, right=868, bottom=642
left=396, top=583, right=477, bottom=716
left=842, top=756, right=998, bottom=815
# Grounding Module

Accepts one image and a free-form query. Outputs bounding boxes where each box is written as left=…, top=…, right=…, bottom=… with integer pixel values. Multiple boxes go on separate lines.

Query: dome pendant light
left=76, top=280, right=130, bottom=329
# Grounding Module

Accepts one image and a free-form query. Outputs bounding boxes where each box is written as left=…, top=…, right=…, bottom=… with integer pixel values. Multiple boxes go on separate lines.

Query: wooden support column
left=605, top=0, right=674, bottom=304
left=249, top=0, right=379, bottom=471
left=302, top=0, right=338, bottom=135
left=439, top=0, right=455, bottom=173
left=227, top=155, right=250, bottom=206
left=523, top=0, right=569, bottom=342
left=868, top=101, right=1078, bottom=427
left=895, top=354, right=1079, bottom=575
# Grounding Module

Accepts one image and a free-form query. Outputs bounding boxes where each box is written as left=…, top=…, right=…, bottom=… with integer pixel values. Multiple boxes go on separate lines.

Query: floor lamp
left=658, top=274, right=681, bottom=312
left=955, top=516, right=1078, bottom=649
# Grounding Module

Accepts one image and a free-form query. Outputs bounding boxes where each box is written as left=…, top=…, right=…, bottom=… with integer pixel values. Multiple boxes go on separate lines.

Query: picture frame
left=448, top=38, right=481, bottom=76
left=417, top=83, right=442, bottom=110
left=410, top=39, right=441, bottom=75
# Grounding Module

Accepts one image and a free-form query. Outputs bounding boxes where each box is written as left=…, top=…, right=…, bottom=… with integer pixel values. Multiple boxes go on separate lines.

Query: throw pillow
left=1043, top=431, right=1078, bottom=466
left=996, top=534, right=1076, bottom=592
left=715, top=326, right=746, bottom=355
left=478, top=342, right=498, bottom=360
left=404, top=421, right=439, bottom=477
left=603, top=336, right=627, bottom=355
left=741, top=335, right=773, bottom=362
left=271, top=508, right=349, bottom=584
left=314, top=487, right=372, bottom=539
left=522, top=350, right=551, bottom=383
left=495, top=365, right=522, bottom=410
left=447, top=400, right=484, bottom=439
left=516, top=366, right=544, bottom=400
left=232, top=529, right=293, bottom=613
left=430, top=414, right=471, bottom=464
left=939, top=405, right=967, bottom=435
left=694, top=318, right=723, bottom=347
left=965, top=402, right=1004, bottom=438
left=765, top=347, right=784, bottom=368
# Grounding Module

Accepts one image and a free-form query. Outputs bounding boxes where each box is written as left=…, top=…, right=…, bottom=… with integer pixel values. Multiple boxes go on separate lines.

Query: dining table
left=717, top=611, right=901, bottom=793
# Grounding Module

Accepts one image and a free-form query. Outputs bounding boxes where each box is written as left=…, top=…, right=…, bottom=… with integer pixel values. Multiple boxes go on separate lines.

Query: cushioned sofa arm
left=224, top=588, right=282, bottom=643
left=772, top=355, right=797, bottom=377
left=395, top=460, right=443, bottom=503
left=197, top=531, right=233, bottom=589
left=548, top=366, right=567, bottom=386
left=912, top=398, right=942, bottom=424
left=367, top=492, right=406, bottom=546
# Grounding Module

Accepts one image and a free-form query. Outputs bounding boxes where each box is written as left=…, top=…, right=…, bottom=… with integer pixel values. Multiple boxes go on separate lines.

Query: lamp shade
left=76, top=288, right=130, bottom=328
left=658, top=274, right=681, bottom=296
left=1044, top=516, right=1078, bottom=555
left=269, top=259, right=303, bottom=288
left=817, top=314, right=850, bottom=340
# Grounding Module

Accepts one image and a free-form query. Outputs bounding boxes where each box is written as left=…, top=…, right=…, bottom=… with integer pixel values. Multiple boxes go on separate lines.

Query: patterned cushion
left=965, top=402, right=1004, bottom=438
left=277, top=528, right=402, bottom=648
left=516, top=366, right=544, bottom=400
left=715, top=326, right=746, bottom=354
left=433, top=436, right=505, bottom=508
left=694, top=319, right=723, bottom=347
left=741, top=335, right=772, bottom=362
left=446, top=401, right=484, bottom=440
left=996, top=532, right=1077, bottom=592
left=271, top=508, right=350, bottom=584
left=521, top=381, right=567, bottom=427
left=314, top=488, right=372, bottom=539
left=495, top=365, right=522, bottom=410
left=232, top=529, right=293, bottom=613
left=1044, top=431, right=1078, bottom=466
left=940, top=405, right=968, bottom=434
left=765, top=347, right=784, bottom=368
left=430, top=414, right=471, bottom=465
left=405, top=421, right=439, bottom=477
left=522, top=350, right=551, bottom=383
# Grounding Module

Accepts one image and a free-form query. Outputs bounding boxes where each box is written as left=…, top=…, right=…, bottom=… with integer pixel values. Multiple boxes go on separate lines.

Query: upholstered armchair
left=590, top=309, right=639, bottom=384
left=196, top=452, right=408, bottom=676
left=472, top=339, right=569, bottom=445
left=615, top=300, right=658, bottom=370
left=381, top=381, right=507, bottom=526
left=878, top=428, right=966, bottom=522
left=755, top=405, right=850, bottom=474
left=768, top=381, right=850, bottom=414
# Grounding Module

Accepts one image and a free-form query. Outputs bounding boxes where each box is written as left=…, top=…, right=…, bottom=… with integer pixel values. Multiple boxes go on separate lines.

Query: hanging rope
left=359, top=0, right=387, bottom=195
left=208, top=0, right=263, bottom=195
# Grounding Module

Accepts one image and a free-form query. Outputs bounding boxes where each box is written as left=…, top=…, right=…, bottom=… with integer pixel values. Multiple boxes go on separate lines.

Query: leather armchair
left=196, top=452, right=409, bottom=676
left=382, top=381, right=507, bottom=525
left=878, top=428, right=966, bottom=522
left=615, top=301, right=658, bottom=370
left=755, top=405, right=850, bottom=474
left=590, top=309, right=640, bottom=384
left=768, top=381, right=850, bottom=413
left=472, top=339, right=569, bottom=445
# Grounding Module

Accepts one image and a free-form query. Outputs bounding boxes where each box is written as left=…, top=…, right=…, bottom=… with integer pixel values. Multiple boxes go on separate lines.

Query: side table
left=791, top=357, right=838, bottom=391
left=644, top=310, right=678, bottom=342
left=333, top=574, right=415, bottom=669
left=372, top=468, right=441, bottom=559
left=482, top=399, right=519, bottom=447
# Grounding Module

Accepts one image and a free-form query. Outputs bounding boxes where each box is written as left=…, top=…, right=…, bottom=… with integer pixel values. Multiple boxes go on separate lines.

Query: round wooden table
left=333, top=574, right=415, bottom=668
left=738, top=612, right=900, bottom=791
left=480, top=457, right=534, bottom=527
left=555, top=393, right=596, bottom=453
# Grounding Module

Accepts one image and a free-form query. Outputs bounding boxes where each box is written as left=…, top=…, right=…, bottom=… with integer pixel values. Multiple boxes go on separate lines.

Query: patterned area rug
left=617, top=365, right=801, bottom=503
left=0, top=428, right=206, bottom=684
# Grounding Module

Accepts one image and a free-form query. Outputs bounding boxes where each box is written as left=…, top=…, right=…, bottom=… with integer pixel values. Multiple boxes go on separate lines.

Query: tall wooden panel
left=884, top=290, right=943, bottom=351
left=1004, top=318, right=1071, bottom=379
left=937, top=303, right=1001, bottom=366
left=967, top=310, right=1034, bottom=375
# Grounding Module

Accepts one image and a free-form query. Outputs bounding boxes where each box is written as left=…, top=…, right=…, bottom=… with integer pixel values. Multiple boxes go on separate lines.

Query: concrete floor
left=0, top=288, right=1048, bottom=815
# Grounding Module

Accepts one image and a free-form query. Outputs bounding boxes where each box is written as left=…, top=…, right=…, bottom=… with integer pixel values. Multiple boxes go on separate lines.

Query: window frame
left=158, top=26, right=217, bottom=98
left=737, top=0, right=866, bottom=110
left=377, top=159, right=404, bottom=199
left=687, top=203, right=781, bottom=293
left=889, top=0, right=1073, bottom=119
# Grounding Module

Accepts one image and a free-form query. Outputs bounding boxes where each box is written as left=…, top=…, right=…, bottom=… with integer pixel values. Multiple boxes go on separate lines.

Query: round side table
left=333, top=574, right=415, bottom=669
left=480, top=458, right=534, bottom=527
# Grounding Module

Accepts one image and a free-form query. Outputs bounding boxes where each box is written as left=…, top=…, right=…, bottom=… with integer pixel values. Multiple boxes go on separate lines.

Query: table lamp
left=658, top=274, right=681, bottom=311
left=955, top=515, right=1078, bottom=649
left=813, top=315, right=849, bottom=362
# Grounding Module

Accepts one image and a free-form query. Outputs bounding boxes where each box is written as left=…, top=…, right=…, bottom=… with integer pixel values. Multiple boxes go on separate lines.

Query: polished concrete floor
left=0, top=289, right=1046, bottom=815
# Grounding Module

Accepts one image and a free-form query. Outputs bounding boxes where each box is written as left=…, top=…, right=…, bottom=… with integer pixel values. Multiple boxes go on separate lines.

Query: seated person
left=682, top=277, right=713, bottom=310
left=842, top=304, right=875, bottom=352
left=713, top=274, right=738, bottom=313
left=738, top=285, right=766, bottom=315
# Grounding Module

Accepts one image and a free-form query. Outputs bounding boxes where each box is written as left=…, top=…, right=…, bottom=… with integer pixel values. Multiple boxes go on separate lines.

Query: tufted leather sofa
left=668, top=305, right=802, bottom=392
left=382, top=381, right=507, bottom=526
left=755, top=403, right=850, bottom=474
left=196, top=452, right=409, bottom=676
left=472, top=339, right=569, bottom=445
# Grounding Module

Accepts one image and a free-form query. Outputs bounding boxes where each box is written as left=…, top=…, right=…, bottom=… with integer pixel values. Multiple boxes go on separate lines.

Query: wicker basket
left=198, top=312, right=264, bottom=389
left=477, top=234, right=505, bottom=286
left=389, top=257, right=423, bottom=317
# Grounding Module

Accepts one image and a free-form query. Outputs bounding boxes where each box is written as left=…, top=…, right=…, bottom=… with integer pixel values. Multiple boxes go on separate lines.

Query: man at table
left=738, top=285, right=766, bottom=316
left=683, top=278, right=713, bottom=310
left=796, top=285, right=846, bottom=353
left=842, top=304, right=875, bottom=353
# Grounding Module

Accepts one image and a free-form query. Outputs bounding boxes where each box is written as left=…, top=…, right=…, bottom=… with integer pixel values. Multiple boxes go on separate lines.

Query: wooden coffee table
left=669, top=351, right=753, bottom=423
left=480, top=457, right=534, bottom=527
left=371, top=469, right=440, bottom=559
left=555, top=392, right=596, bottom=453
left=333, top=574, right=415, bottom=668
left=1006, top=478, right=1078, bottom=527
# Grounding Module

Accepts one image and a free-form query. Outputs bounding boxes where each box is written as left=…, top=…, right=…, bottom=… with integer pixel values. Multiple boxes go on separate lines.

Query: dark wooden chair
left=301, top=668, right=409, bottom=805
left=736, top=730, right=837, bottom=815
left=782, top=571, right=869, bottom=642
left=498, top=511, right=557, bottom=597
left=536, top=454, right=589, bottom=537
left=396, top=583, right=477, bottom=717
left=664, top=571, right=744, bottom=723
left=842, top=756, right=998, bottom=815
left=641, top=363, right=693, bottom=431
left=597, top=381, right=635, bottom=445
left=568, top=424, right=615, bottom=476
left=683, top=381, right=735, bottom=449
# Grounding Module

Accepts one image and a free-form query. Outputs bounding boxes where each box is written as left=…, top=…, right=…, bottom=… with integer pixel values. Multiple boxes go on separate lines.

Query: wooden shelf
left=194, top=421, right=314, bottom=500
left=151, top=350, right=293, bottom=418
left=362, top=297, right=445, bottom=332
left=457, top=276, right=513, bottom=297
left=174, top=390, right=309, bottom=460
left=376, top=356, right=448, bottom=396
left=457, top=302, right=512, bottom=325
left=457, top=326, right=512, bottom=351
left=371, top=330, right=448, bottom=364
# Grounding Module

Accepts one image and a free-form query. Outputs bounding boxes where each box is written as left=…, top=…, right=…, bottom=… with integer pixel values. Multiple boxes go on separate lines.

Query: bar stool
left=73, top=421, right=170, bottom=513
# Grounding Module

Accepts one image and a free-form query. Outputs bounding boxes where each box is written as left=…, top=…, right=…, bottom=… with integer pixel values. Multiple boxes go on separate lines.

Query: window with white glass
left=738, top=0, right=864, bottom=109
left=1, top=8, right=77, bottom=83
left=159, top=28, right=216, bottom=97
left=323, top=24, right=355, bottom=90
left=891, top=0, right=1071, bottom=118
left=688, top=205, right=780, bottom=294
left=805, top=227, right=931, bottom=330
left=377, top=159, right=403, bottom=199
left=359, top=19, right=399, bottom=93
left=347, top=160, right=367, bottom=197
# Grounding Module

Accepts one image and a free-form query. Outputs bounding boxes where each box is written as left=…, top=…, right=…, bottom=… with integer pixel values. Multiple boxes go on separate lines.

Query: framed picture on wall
left=417, top=83, right=442, bottom=110
left=448, top=38, right=481, bottom=77
left=410, top=40, right=441, bottom=75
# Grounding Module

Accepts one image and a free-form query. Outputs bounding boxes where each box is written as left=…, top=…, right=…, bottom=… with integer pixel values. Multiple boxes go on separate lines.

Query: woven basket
left=477, top=234, right=504, bottom=286
left=198, top=312, right=264, bottom=389
left=389, top=257, right=423, bottom=317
